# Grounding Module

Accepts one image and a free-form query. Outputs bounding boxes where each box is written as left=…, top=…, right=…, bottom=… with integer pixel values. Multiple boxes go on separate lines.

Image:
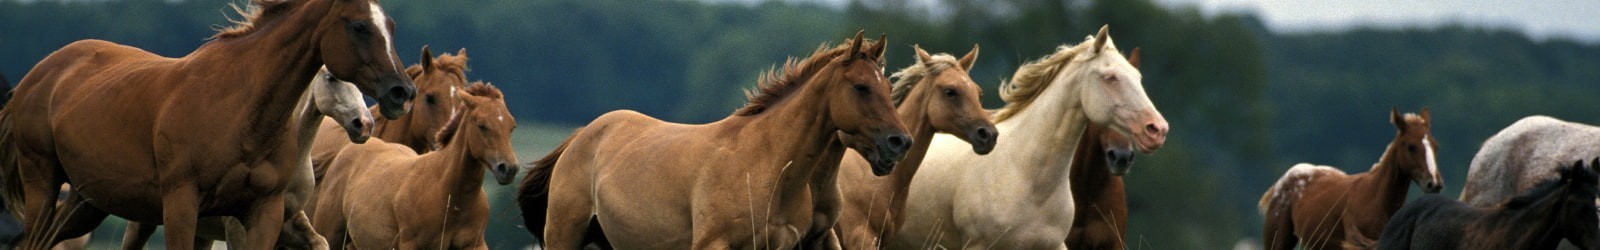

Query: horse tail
left=0, top=109, right=23, bottom=219
left=517, top=127, right=582, bottom=241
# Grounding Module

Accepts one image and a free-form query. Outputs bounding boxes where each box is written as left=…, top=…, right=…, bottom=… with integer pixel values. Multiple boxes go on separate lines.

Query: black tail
left=0, top=109, right=23, bottom=220
left=517, top=127, right=581, bottom=243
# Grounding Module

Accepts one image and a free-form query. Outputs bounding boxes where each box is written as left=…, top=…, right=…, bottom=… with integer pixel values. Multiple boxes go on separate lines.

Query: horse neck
left=742, top=78, right=844, bottom=201
left=1363, top=147, right=1413, bottom=217
left=1492, top=188, right=1570, bottom=244
left=190, top=1, right=334, bottom=142
left=883, top=92, right=937, bottom=214
left=293, top=91, right=325, bottom=156
left=996, top=75, right=1090, bottom=193
left=374, top=110, right=422, bottom=151
left=414, top=127, right=487, bottom=198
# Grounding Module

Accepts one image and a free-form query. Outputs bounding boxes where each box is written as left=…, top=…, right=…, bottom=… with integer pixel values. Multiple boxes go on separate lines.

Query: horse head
left=312, top=66, right=374, bottom=143
left=1557, top=158, right=1600, bottom=249
left=827, top=31, right=911, bottom=176
left=316, top=0, right=416, bottom=119
left=437, top=82, right=520, bottom=185
left=1387, top=107, right=1444, bottom=193
left=1072, top=25, right=1167, bottom=154
left=403, top=45, right=472, bottom=149
left=901, top=44, right=996, bottom=155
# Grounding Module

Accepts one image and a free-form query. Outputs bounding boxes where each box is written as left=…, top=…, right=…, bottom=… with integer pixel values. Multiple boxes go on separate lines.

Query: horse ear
left=1093, top=24, right=1110, bottom=54
left=958, top=44, right=980, bottom=70
left=456, top=48, right=467, bottom=58
left=873, top=33, right=888, bottom=61
left=1128, top=47, right=1141, bottom=69
left=420, top=45, right=434, bottom=70
left=914, top=44, right=934, bottom=65
left=1390, top=106, right=1405, bottom=132
left=1420, top=107, right=1431, bottom=122
left=847, top=30, right=865, bottom=61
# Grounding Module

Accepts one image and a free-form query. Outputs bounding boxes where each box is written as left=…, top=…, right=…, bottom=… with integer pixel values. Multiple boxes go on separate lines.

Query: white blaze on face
left=1422, top=135, right=1438, bottom=177
left=369, top=2, right=404, bottom=74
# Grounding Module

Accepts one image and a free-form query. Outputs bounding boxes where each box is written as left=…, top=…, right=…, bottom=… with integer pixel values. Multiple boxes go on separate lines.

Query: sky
left=704, top=0, right=1600, bottom=43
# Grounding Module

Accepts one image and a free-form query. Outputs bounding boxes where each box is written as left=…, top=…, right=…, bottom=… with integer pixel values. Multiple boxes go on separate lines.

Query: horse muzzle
left=375, top=79, right=416, bottom=119
left=1105, top=147, right=1135, bottom=176
left=966, top=126, right=997, bottom=155
left=343, top=117, right=374, bottom=144
left=490, top=161, right=519, bottom=185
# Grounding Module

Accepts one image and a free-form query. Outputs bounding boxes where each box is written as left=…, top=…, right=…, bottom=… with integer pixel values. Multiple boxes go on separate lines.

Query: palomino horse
left=118, top=66, right=374, bottom=249
left=1379, top=159, right=1600, bottom=249
left=891, top=25, right=1171, bottom=249
left=829, top=44, right=997, bottom=249
left=522, top=31, right=910, bottom=249
left=311, top=82, right=517, bottom=249
left=1066, top=121, right=1138, bottom=250
left=0, top=0, right=415, bottom=248
left=1259, top=108, right=1445, bottom=250
left=1462, top=116, right=1600, bottom=206
left=310, top=45, right=472, bottom=177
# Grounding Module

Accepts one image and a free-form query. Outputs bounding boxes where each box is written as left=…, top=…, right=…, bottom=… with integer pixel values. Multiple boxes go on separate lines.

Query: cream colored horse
left=890, top=25, right=1169, bottom=249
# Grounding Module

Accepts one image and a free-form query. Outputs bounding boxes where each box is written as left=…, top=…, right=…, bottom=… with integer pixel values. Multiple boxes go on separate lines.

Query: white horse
left=889, top=25, right=1169, bottom=249
left=119, top=66, right=372, bottom=249
left=1462, top=115, right=1600, bottom=206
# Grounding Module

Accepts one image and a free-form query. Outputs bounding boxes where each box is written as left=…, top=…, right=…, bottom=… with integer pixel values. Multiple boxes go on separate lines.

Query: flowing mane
left=212, top=0, right=296, bottom=39
left=992, top=36, right=1105, bottom=122
left=735, top=37, right=876, bottom=116
left=434, top=81, right=502, bottom=146
left=406, top=51, right=471, bottom=81
left=889, top=53, right=959, bottom=106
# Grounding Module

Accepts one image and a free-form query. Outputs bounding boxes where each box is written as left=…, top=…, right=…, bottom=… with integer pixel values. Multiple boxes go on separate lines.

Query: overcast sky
left=706, top=0, right=1600, bottom=43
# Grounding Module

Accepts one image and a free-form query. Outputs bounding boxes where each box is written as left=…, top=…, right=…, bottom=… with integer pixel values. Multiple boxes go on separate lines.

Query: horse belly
left=592, top=163, right=695, bottom=248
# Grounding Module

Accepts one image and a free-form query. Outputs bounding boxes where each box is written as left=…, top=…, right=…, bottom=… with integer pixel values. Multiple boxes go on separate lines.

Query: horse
left=1065, top=120, right=1139, bottom=250
left=311, top=82, right=517, bottom=249
left=1378, top=159, right=1600, bottom=250
left=0, top=0, right=415, bottom=248
left=827, top=44, right=996, bottom=249
left=521, top=31, right=910, bottom=249
left=1258, top=108, right=1445, bottom=250
left=116, top=66, right=374, bottom=249
left=1461, top=116, right=1600, bottom=207
left=310, top=45, right=472, bottom=173
left=890, top=25, right=1171, bottom=249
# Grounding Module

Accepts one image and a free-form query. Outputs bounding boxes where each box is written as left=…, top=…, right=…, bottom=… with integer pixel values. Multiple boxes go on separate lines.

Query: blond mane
left=889, top=53, right=960, bottom=106
left=735, top=37, right=878, bottom=116
left=212, top=0, right=295, bottom=39
left=992, top=37, right=1111, bottom=122
left=406, top=51, right=471, bottom=81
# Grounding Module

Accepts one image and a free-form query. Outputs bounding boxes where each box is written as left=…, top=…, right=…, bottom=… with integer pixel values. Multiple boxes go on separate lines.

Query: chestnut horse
left=1065, top=47, right=1142, bottom=250
left=1259, top=108, right=1445, bottom=250
left=118, top=66, right=374, bottom=249
left=310, top=45, right=472, bottom=177
left=311, top=82, right=517, bottom=249
left=0, top=0, right=415, bottom=248
left=891, top=25, right=1171, bottom=249
left=522, top=31, right=910, bottom=249
left=1379, top=159, right=1600, bottom=249
left=828, top=45, right=997, bottom=249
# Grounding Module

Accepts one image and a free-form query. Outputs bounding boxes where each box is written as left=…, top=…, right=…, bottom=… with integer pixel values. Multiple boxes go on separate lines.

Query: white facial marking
left=369, top=3, right=403, bottom=74
left=1423, top=135, right=1438, bottom=177
left=497, top=115, right=504, bottom=122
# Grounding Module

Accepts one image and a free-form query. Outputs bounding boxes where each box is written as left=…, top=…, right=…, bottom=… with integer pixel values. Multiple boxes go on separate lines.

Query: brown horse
left=828, top=44, right=996, bottom=249
left=311, top=82, right=517, bottom=249
left=0, top=0, right=415, bottom=249
left=1065, top=47, right=1143, bottom=250
left=1379, top=159, right=1600, bottom=250
left=1259, top=108, right=1445, bottom=250
left=311, top=45, right=472, bottom=177
left=521, top=31, right=909, bottom=249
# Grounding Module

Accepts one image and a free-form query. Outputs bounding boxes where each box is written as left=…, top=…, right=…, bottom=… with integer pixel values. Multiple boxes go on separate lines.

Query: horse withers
left=1380, top=159, right=1600, bottom=249
left=0, top=0, right=414, bottom=248
left=1259, top=107, right=1444, bottom=250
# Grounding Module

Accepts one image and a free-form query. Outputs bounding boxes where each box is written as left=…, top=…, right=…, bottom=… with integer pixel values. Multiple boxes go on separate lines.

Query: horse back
left=1463, top=116, right=1600, bottom=206
left=1377, top=195, right=1471, bottom=250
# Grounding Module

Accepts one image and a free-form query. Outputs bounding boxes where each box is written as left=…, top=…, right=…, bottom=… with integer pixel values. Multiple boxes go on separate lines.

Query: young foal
left=1379, top=159, right=1600, bottom=250
left=830, top=45, right=996, bottom=249
left=312, top=82, right=518, bottom=249
left=119, top=66, right=374, bottom=249
left=311, top=46, right=472, bottom=176
left=1066, top=122, right=1139, bottom=250
left=0, top=0, right=414, bottom=248
left=1259, top=108, right=1445, bottom=250
left=523, top=31, right=909, bottom=249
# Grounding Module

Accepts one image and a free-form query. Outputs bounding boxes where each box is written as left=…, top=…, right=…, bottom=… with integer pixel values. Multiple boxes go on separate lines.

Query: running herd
left=0, top=0, right=1593, bottom=249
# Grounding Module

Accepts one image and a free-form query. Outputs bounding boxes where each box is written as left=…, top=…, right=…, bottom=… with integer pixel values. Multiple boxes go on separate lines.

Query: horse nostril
left=388, top=85, right=414, bottom=102
left=976, top=127, right=994, bottom=140
left=887, top=135, right=910, bottom=150
left=349, top=118, right=364, bottom=129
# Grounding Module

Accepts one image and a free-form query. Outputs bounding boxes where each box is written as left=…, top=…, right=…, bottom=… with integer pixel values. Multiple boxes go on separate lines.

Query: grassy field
left=75, top=123, right=577, bottom=249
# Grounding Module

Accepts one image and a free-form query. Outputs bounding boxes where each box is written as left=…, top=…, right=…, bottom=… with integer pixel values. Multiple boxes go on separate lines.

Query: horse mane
left=889, top=53, right=959, bottom=106
left=1503, top=174, right=1571, bottom=210
left=212, top=0, right=295, bottom=39
left=735, top=38, right=873, bottom=116
left=433, top=81, right=502, bottom=146
left=993, top=36, right=1104, bottom=122
left=406, top=51, right=471, bottom=81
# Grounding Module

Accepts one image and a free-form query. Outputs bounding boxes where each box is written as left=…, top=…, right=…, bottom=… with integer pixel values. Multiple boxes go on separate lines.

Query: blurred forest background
left=3, top=0, right=1600, bottom=248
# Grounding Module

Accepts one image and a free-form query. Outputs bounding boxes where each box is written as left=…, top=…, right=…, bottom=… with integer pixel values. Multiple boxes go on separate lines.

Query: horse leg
left=242, top=194, right=287, bottom=249
left=1261, top=216, right=1298, bottom=250
left=283, top=210, right=330, bottom=250
left=543, top=190, right=595, bottom=249
left=159, top=183, right=200, bottom=250
left=121, top=222, right=157, bottom=250
left=42, top=191, right=107, bottom=247
left=309, top=195, right=347, bottom=250
left=16, top=156, right=63, bottom=249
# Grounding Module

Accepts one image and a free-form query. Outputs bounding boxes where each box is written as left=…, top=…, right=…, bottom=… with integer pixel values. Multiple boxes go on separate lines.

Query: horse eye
left=944, top=88, right=959, bottom=97
left=477, top=124, right=489, bottom=131
left=1408, top=145, right=1418, bottom=153
left=424, top=94, right=437, bottom=105
left=853, top=84, right=870, bottom=94
left=349, top=22, right=370, bottom=34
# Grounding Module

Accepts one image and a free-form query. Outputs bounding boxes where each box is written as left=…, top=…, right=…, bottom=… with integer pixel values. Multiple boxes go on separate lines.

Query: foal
left=1066, top=122, right=1138, bottom=250
left=312, top=82, right=517, bottom=249
left=1379, top=159, right=1600, bottom=250
left=311, top=45, right=471, bottom=177
left=1259, top=108, right=1445, bottom=250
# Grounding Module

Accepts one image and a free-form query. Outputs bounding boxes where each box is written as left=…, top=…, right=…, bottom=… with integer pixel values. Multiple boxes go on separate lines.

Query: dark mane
left=1502, top=176, right=1567, bottom=210
left=433, top=81, right=501, bottom=147
left=212, top=0, right=296, bottom=39
left=405, top=51, right=471, bottom=81
left=735, top=38, right=874, bottom=116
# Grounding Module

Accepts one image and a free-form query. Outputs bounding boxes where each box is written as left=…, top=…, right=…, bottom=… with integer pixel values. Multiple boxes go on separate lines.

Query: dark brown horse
left=312, top=82, right=517, bottom=249
left=1065, top=47, right=1143, bottom=250
left=828, top=44, right=995, bottom=249
left=310, top=45, right=472, bottom=177
left=1259, top=108, right=1445, bottom=250
left=522, top=31, right=909, bottom=249
left=0, top=0, right=414, bottom=248
left=1379, top=159, right=1600, bottom=250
